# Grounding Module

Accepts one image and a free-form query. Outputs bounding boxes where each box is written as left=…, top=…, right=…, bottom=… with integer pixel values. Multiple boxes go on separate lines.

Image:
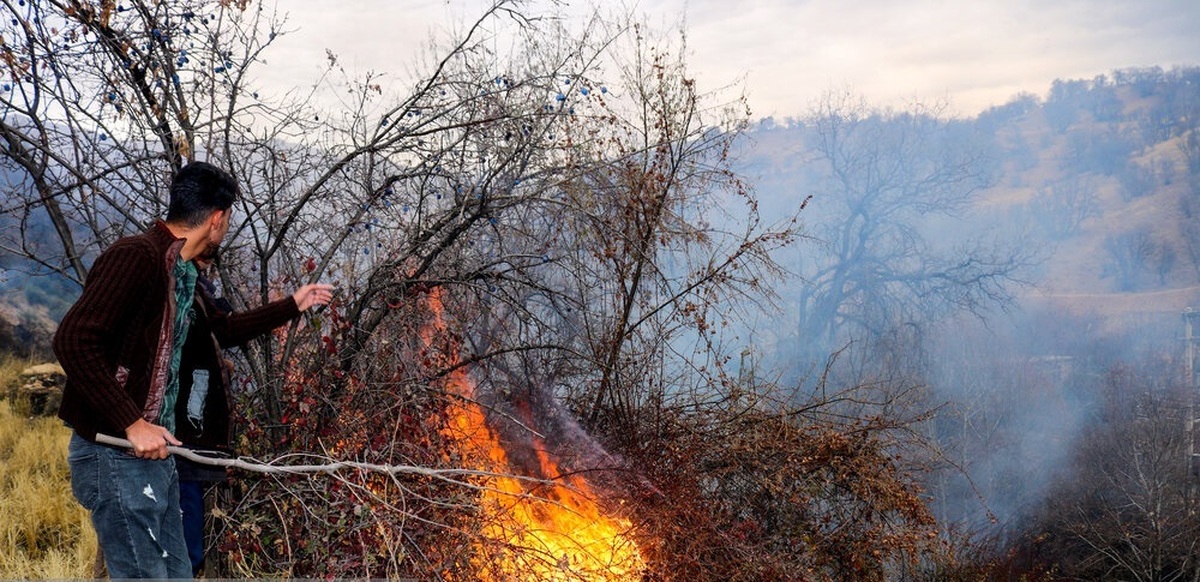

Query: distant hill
left=0, top=191, right=80, bottom=358
left=0, top=264, right=74, bottom=357
left=740, top=65, right=1200, bottom=339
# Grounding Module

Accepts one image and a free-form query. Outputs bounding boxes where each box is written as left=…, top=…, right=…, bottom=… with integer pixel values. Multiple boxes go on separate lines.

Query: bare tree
left=1026, top=360, right=1200, bottom=581
left=784, top=91, right=1032, bottom=379
left=1177, top=130, right=1200, bottom=279
left=1028, top=176, right=1101, bottom=240
left=1101, top=227, right=1157, bottom=292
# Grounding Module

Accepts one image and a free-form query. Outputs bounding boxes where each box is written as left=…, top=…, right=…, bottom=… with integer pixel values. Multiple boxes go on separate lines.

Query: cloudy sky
left=267, top=0, right=1199, bottom=119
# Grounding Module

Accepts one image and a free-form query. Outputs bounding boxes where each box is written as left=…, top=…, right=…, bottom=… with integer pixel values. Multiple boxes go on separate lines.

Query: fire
left=421, top=290, right=645, bottom=581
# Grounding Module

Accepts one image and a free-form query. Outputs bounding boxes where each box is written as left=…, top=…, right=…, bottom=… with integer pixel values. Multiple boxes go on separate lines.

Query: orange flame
left=420, top=289, right=645, bottom=581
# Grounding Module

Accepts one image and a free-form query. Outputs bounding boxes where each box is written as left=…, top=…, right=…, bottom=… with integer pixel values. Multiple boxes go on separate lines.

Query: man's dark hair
left=166, top=161, right=239, bottom=226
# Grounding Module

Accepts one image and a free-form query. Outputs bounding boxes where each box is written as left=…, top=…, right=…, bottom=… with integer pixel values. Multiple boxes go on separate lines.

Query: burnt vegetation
left=2, top=0, right=1200, bottom=579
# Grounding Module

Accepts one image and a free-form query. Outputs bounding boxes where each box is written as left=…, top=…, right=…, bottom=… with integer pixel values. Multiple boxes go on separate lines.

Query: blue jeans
left=68, top=433, right=191, bottom=579
left=178, top=479, right=205, bottom=575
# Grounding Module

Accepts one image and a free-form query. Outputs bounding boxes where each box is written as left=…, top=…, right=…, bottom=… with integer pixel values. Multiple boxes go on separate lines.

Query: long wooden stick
left=93, top=433, right=503, bottom=480
left=92, top=434, right=626, bottom=524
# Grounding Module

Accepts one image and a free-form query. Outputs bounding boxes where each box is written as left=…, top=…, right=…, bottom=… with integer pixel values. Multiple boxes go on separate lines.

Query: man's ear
left=208, top=209, right=226, bottom=228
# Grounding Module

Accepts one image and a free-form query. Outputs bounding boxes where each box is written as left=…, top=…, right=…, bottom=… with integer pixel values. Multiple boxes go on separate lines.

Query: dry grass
left=0, top=356, right=97, bottom=579
left=0, top=354, right=30, bottom=398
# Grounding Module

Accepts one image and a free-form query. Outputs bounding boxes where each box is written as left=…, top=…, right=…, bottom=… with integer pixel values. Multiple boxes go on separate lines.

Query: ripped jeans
left=68, top=433, right=191, bottom=579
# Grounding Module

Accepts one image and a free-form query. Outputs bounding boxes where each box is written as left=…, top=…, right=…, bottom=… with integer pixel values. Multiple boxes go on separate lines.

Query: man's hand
left=124, top=418, right=181, bottom=460
left=293, top=283, right=335, bottom=312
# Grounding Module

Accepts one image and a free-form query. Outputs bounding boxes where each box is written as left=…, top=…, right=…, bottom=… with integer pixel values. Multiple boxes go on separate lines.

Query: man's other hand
left=293, top=283, right=335, bottom=312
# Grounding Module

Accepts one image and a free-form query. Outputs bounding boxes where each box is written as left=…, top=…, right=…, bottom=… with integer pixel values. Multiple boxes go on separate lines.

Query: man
left=174, top=249, right=232, bottom=576
left=175, top=249, right=316, bottom=576
left=54, top=161, right=333, bottom=578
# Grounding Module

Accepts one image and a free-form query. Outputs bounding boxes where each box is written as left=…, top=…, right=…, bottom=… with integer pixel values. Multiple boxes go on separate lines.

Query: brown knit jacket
left=54, top=221, right=300, bottom=441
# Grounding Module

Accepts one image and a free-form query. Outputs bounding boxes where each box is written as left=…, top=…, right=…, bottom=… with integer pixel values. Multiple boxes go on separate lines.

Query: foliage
left=624, top=378, right=945, bottom=581
left=212, top=294, right=479, bottom=578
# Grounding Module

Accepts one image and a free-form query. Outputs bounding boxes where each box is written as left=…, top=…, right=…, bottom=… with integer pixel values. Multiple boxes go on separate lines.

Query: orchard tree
left=0, top=0, right=335, bottom=406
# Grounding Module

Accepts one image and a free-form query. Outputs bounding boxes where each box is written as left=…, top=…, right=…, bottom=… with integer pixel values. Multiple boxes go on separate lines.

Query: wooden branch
left=94, top=433, right=510, bottom=482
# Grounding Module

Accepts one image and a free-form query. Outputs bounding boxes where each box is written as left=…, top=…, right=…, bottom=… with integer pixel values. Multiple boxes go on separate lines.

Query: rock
left=22, top=363, right=64, bottom=376
left=10, top=362, right=65, bottom=417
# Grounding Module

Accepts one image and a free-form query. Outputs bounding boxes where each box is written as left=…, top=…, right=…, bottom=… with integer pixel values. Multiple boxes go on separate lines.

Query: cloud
left=641, top=0, right=1199, bottom=117
left=260, top=0, right=1199, bottom=119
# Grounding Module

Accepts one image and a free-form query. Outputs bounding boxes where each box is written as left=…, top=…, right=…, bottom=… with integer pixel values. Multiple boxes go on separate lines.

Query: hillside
left=741, top=65, right=1200, bottom=343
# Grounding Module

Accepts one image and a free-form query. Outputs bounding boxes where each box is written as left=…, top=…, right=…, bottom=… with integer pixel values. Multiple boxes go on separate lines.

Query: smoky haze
left=733, top=65, right=1200, bottom=570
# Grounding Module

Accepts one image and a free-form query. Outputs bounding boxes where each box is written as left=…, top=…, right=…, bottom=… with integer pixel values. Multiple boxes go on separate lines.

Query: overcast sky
left=265, top=0, right=1199, bottom=119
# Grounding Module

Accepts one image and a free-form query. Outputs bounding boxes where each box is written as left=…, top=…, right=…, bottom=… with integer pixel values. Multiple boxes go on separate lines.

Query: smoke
left=922, top=297, right=1188, bottom=539
left=735, top=75, right=1200, bottom=555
